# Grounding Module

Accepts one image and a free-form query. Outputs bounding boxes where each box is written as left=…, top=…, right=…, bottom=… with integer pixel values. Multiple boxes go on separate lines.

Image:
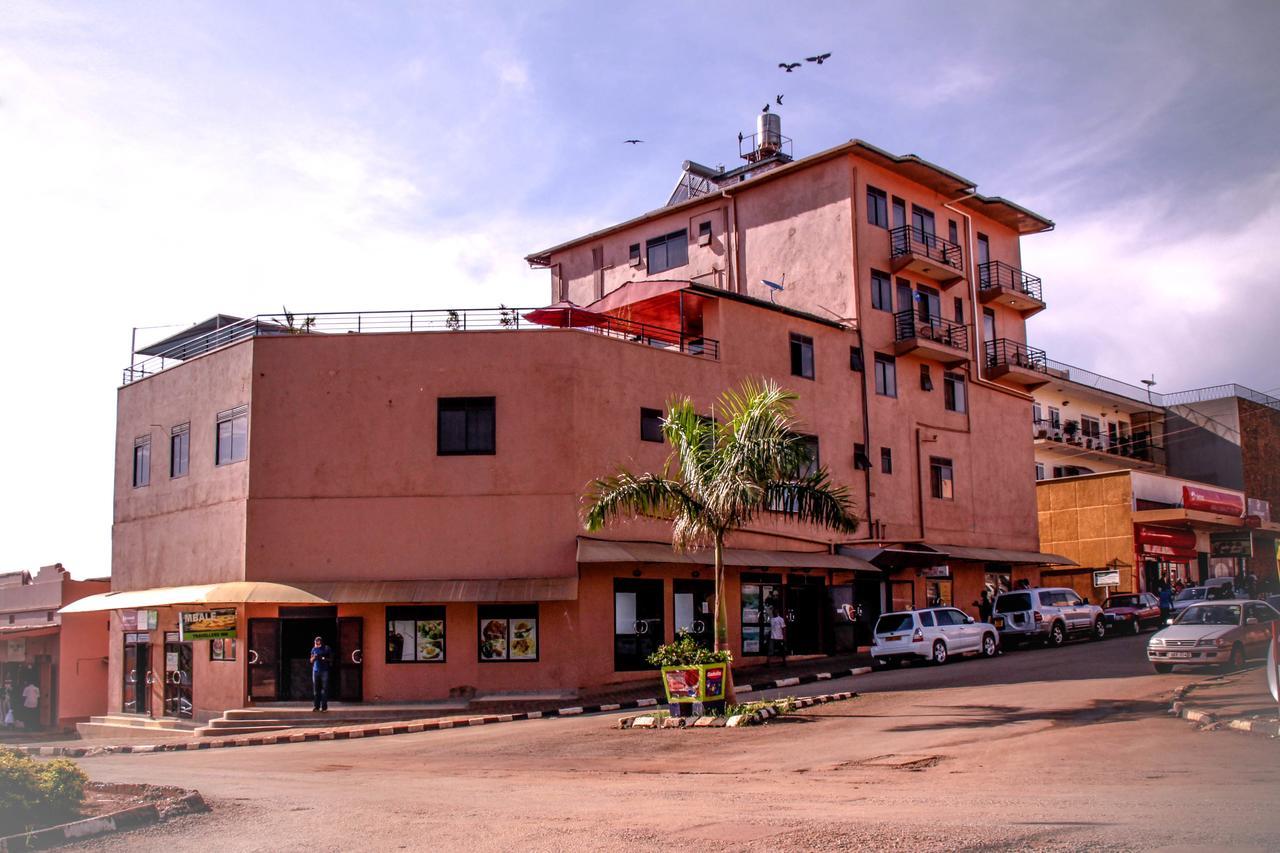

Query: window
left=1033, top=403, right=1043, bottom=425
left=170, top=423, right=190, bottom=478
left=387, top=606, right=446, bottom=663
left=772, top=436, right=820, bottom=512
left=853, top=443, right=871, bottom=471
left=874, top=354, right=897, bottom=397
left=944, top=373, right=966, bottom=413
left=870, top=270, right=892, bottom=312
left=849, top=346, right=864, bottom=372
left=628, top=243, right=642, bottom=267
left=925, top=579, right=953, bottom=607
left=930, top=457, right=954, bottom=500
left=881, top=447, right=892, bottom=474
left=920, top=365, right=933, bottom=392
left=918, top=610, right=935, bottom=628
left=953, top=297, right=964, bottom=324
left=1081, top=416, right=1101, bottom=439
left=867, top=186, right=888, bottom=228
left=210, top=638, right=237, bottom=661
left=891, top=197, right=906, bottom=229
left=948, top=220, right=959, bottom=245
left=1035, top=462, right=1045, bottom=481
left=215, top=405, right=248, bottom=466
left=132, top=436, right=151, bottom=488
left=438, top=397, right=496, bottom=455
left=977, top=233, right=991, bottom=265
left=1048, top=407, right=1061, bottom=429
left=982, top=308, right=996, bottom=343
left=478, top=605, right=539, bottom=662
left=645, top=229, right=688, bottom=274
left=789, top=333, right=814, bottom=380
left=640, top=408, right=664, bottom=443
left=911, top=205, right=935, bottom=236
left=697, top=221, right=713, bottom=245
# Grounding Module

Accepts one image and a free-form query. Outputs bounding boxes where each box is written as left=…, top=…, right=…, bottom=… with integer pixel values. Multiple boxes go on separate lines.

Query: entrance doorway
left=785, top=574, right=826, bottom=655
left=247, top=608, right=363, bottom=703
left=122, top=633, right=150, bottom=715
left=673, top=579, right=714, bottom=649
left=614, top=579, right=664, bottom=671
left=163, top=632, right=193, bottom=719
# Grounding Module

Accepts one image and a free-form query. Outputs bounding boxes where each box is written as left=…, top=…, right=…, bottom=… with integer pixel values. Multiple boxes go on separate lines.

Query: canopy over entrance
left=578, top=537, right=879, bottom=573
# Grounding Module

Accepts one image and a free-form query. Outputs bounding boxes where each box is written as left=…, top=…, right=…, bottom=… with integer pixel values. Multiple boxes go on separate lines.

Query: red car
left=1103, top=592, right=1163, bottom=634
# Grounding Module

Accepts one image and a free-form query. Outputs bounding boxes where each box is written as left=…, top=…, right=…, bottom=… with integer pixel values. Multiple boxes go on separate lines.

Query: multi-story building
left=70, top=114, right=1071, bottom=724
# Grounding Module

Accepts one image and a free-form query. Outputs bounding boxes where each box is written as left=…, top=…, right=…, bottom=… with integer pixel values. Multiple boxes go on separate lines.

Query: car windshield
left=875, top=613, right=914, bottom=634
left=995, top=593, right=1032, bottom=613
left=1106, top=595, right=1140, bottom=608
left=1176, top=604, right=1240, bottom=626
left=1174, top=588, right=1206, bottom=602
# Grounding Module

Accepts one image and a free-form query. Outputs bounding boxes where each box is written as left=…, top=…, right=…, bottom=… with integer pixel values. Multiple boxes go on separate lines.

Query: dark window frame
left=215, top=405, right=248, bottom=466
left=853, top=442, right=871, bottom=471
left=645, top=229, right=689, bottom=274
left=866, top=185, right=888, bottom=228
left=789, top=333, right=815, bottom=380
left=930, top=457, right=955, bottom=500
left=437, top=397, right=497, bottom=456
left=944, top=373, right=966, bottom=413
left=478, top=604, right=540, bottom=663
left=170, top=423, right=190, bottom=479
left=870, top=269, right=892, bottom=312
left=640, top=408, right=665, bottom=443
left=920, top=364, right=934, bottom=392
left=386, top=605, right=447, bottom=664
left=849, top=346, right=864, bottom=372
left=874, top=353, right=897, bottom=398
left=132, top=435, right=151, bottom=488
left=881, top=447, right=893, bottom=474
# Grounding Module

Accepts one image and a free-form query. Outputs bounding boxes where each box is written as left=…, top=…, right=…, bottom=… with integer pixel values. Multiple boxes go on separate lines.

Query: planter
left=660, top=663, right=728, bottom=705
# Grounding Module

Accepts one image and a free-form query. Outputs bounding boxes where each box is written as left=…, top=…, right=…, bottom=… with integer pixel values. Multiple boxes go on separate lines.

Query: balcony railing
left=985, top=338, right=1048, bottom=372
left=122, top=307, right=720, bottom=384
left=894, top=309, right=969, bottom=351
left=1032, top=419, right=1166, bottom=465
left=977, top=261, right=1043, bottom=302
left=889, top=225, right=964, bottom=274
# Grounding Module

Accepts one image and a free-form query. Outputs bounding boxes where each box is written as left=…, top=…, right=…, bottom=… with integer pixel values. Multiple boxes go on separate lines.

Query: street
left=73, top=634, right=1279, bottom=852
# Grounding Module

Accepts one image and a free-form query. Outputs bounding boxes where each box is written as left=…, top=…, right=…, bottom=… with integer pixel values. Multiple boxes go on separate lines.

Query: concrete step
left=87, top=715, right=197, bottom=730
left=194, top=724, right=292, bottom=737
left=222, top=703, right=467, bottom=721
left=76, top=721, right=199, bottom=741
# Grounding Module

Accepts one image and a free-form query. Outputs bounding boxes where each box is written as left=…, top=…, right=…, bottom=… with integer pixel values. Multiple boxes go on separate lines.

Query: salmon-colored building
left=70, top=115, right=1073, bottom=726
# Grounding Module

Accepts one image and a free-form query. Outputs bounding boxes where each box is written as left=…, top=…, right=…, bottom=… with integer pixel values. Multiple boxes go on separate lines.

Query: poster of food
left=179, top=608, right=237, bottom=641
left=480, top=618, right=508, bottom=660
left=663, top=667, right=700, bottom=701
left=416, top=620, right=445, bottom=661
left=509, top=619, right=537, bottom=660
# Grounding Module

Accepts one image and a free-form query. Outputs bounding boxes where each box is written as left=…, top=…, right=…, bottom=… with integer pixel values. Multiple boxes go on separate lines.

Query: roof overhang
left=578, top=537, right=879, bottom=573
left=59, top=582, right=331, bottom=613
left=0, top=625, right=59, bottom=639
left=135, top=315, right=246, bottom=357
left=1131, top=509, right=1254, bottom=532
left=930, top=544, right=1077, bottom=566
left=838, top=544, right=950, bottom=570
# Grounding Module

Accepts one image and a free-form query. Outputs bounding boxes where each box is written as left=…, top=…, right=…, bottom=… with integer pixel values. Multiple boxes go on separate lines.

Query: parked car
left=1265, top=594, right=1280, bottom=613
left=1170, top=586, right=1209, bottom=616
left=1103, top=592, right=1163, bottom=634
left=870, top=607, right=999, bottom=668
left=991, top=587, right=1106, bottom=648
left=1148, top=599, right=1280, bottom=673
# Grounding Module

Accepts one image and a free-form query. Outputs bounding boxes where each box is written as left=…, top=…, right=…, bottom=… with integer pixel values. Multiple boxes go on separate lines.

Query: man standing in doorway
left=767, top=608, right=787, bottom=667
left=310, top=636, right=332, bottom=712
left=21, top=679, right=40, bottom=730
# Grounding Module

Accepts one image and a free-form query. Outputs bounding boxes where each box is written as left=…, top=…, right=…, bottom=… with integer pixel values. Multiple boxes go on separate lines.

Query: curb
left=1169, top=699, right=1280, bottom=738
left=13, top=664, right=875, bottom=758
left=0, top=785, right=206, bottom=852
left=621, top=691, right=857, bottom=729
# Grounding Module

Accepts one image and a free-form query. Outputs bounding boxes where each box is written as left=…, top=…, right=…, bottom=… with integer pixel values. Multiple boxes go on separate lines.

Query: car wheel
left=932, top=640, right=948, bottom=665
left=1047, top=622, right=1066, bottom=647
left=981, top=633, right=998, bottom=658
left=1092, top=619, right=1106, bottom=641
left=873, top=658, right=891, bottom=671
left=1153, top=663, right=1173, bottom=674
left=1225, top=644, right=1245, bottom=672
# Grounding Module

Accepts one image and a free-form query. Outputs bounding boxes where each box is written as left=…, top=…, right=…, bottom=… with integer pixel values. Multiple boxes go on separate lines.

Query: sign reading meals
left=179, top=608, right=238, bottom=641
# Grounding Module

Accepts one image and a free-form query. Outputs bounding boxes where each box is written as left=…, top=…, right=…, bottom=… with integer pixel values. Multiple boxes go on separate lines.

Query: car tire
left=1153, top=663, right=1173, bottom=674
left=981, top=633, right=998, bottom=658
left=1047, top=622, right=1066, bottom=647
left=1091, top=619, right=1106, bottom=641
left=873, top=658, right=892, bottom=671
left=931, top=640, right=948, bottom=665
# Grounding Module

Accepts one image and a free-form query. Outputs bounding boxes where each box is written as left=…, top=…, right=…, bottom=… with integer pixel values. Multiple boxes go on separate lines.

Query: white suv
left=871, top=607, right=1000, bottom=668
left=992, top=587, right=1106, bottom=648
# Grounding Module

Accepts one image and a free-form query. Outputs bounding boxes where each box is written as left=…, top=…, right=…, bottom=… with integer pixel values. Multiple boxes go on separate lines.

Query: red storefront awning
left=521, top=302, right=610, bottom=328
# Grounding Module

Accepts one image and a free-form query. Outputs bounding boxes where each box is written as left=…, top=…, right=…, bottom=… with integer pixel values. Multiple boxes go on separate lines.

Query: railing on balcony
left=985, top=338, right=1048, bottom=372
left=122, top=307, right=720, bottom=384
left=977, top=261, right=1044, bottom=302
left=893, top=309, right=969, bottom=351
left=889, top=225, right=964, bottom=274
left=1032, top=419, right=1166, bottom=465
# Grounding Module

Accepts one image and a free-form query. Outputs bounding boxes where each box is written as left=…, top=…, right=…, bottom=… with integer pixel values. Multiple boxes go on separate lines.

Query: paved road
left=74, top=634, right=1279, bottom=852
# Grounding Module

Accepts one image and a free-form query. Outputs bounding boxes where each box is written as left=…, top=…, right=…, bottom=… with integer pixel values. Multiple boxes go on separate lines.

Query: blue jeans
left=312, top=670, right=329, bottom=710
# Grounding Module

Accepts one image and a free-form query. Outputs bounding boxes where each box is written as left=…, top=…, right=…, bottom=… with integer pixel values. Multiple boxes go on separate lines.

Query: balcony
left=889, top=225, right=965, bottom=286
left=1034, top=420, right=1167, bottom=470
left=984, top=338, right=1050, bottom=390
left=978, top=261, right=1046, bottom=317
left=893, top=310, right=969, bottom=366
left=122, top=307, right=720, bottom=385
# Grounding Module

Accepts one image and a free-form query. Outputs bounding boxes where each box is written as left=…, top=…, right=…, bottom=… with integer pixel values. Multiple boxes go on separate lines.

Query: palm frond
left=582, top=470, right=701, bottom=531
left=762, top=470, right=861, bottom=535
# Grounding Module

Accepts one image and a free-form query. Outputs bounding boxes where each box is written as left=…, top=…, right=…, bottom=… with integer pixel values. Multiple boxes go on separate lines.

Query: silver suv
left=991, top=587, right=1106, bottom=648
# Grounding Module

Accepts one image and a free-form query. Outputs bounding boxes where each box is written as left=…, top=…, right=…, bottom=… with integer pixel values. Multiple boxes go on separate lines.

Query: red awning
left=586, top=280, right=690, bottom=315
left=521, top=302, right=610, bottom=329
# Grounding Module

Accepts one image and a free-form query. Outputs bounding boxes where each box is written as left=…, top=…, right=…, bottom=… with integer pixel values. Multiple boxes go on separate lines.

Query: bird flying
left=762, top=103, right=770, bottom=113
left=805, top=52, right=832, bottom=64
left=622, top=139, right=644, bottom=144
left=778, top=62, right=801, bottom=72
left=775, top=94, right=784, bottom=106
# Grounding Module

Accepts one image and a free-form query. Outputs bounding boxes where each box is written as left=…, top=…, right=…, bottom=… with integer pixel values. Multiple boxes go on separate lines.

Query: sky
left=1, top=1, right=1278, bottom=577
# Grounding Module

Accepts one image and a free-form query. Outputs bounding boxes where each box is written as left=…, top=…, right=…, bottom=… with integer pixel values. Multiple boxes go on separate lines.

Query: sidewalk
left=1170, top=665, right=1280, bottom=737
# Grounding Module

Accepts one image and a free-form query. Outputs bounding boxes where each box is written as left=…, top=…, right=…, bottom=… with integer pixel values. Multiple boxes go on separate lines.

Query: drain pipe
left=720, top=189, right=741, bottom=294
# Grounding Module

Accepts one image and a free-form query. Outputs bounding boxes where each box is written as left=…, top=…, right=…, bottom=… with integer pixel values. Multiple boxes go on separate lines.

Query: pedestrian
left=1158, top=582, right=1173, bottom=624
left=310, top=636, right=332, bottom=712
left=21, top=679, right=40, bottom=730
left=766, top=608, right=787, bottom=667
left=0, top=679, right=12, bottom=728
left=974, top=590, right=993, bottom=624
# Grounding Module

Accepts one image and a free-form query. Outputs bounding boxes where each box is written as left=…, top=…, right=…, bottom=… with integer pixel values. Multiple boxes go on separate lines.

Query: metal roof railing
left=1040, top=360, right=1280, bottom=414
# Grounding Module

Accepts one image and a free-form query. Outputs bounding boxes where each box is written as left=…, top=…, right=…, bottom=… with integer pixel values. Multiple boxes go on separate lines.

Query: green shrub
left=646, top=632, right=733, bottom=668
left=0, top=749, right=87, bottom=836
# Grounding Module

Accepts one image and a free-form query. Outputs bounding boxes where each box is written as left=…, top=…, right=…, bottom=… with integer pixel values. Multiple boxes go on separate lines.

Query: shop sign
left=919, top=564, right=950, bottom=578
left=661, top=663, right=728, bottom=704
left=1210, top=531, right=1254, bottom=558
left=6, top=639, right=25, bottom=659
left=179, top=608, right=237, bottom=641
left=119, top=610, right=158, bottom=631
left=1092, top=569, right=1121, bottom=588
left=1182, top=485, right=1245, bottom=517
left=1248, top=498, right=1271, bottom=523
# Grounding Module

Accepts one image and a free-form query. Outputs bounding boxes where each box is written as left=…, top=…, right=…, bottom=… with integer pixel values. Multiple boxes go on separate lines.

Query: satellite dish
left=761, top=275, right=785, bottom=303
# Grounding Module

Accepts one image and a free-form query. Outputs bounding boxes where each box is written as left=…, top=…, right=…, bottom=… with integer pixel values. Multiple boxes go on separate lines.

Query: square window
left=789, top=333, right=815, bottom=380
left=930, top=457, right=954, bottom=500
left=170, top=423, right=190, bottom=478
left=215, top=405, right=248, bottom=466
left=646, top=230, right=688, bottom=274
left=870, top=270, right=892, bottom=312
left=438, top=397, right=496, bottom=455
left=640, top=408, right=664, bottom=443
left=132, top=436, right=151, bottom=488
left=874, top=354, right=897, bottom=398
left=944, top=373, right=966, bottom=412
left=478, top=605, right=539, bottom=662
left=866, top=186, right=888, bottom=228
left=386, top=606, right=446, bottom=663
left=881, top=447, right=893, bottom=474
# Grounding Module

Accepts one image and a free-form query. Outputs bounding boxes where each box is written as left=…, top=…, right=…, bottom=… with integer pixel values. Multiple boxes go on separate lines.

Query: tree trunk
left=713, top=533, right=737, bottom=703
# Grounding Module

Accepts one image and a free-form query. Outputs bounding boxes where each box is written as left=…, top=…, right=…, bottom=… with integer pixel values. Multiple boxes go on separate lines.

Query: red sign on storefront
left=1182, top=485, right=1245, bottom=517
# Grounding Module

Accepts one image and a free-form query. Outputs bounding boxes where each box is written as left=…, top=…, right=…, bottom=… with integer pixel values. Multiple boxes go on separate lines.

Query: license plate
left=1169, top=652, right=1192, bottom=659
left=885, top=635, right=900, bottom=642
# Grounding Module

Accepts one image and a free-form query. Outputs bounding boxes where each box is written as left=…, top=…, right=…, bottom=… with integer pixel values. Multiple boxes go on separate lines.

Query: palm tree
left=582, top=378, right=859, bottom=675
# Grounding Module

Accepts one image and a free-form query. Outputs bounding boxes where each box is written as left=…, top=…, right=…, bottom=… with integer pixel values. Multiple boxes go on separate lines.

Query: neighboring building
left=0, top=564, right=109, bottom=729
left=1038, top=470, right=1280, bottom=600
left=71, top=113, right=1071, bottom=723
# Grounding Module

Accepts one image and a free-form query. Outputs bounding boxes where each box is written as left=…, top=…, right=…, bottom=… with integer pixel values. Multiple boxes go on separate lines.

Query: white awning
left=577, top=537, right=878, bottom=573
left=59, top=582, right=330, bottom=613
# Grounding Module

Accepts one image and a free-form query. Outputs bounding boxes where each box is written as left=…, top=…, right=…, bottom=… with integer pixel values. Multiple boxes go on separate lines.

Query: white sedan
left=871, top=607, right=1000, bottom=667
left=1147, top=599, right=1279, bottom=673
